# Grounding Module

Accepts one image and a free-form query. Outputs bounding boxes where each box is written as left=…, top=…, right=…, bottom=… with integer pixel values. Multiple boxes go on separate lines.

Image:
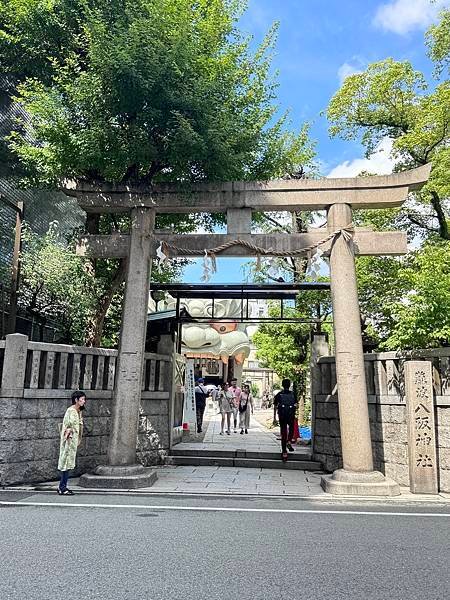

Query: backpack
left=238, top=396, right=248, bottom=413
left=276, top=391, right=296, bottom=420
left=195, top=385, right=207, bottom=406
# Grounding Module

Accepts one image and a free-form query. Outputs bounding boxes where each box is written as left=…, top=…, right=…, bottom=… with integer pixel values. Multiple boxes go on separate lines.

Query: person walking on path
left=239, top=383, right=254, bottom=434
left=273, top=379, right=297, bottom=462
left=229, top=377, right=241, bottom=433
left=194, top=378, right=208, bottom=433
left=217, top=382, right=234, bottom=435
left=57, top=390, right=86, bottom=495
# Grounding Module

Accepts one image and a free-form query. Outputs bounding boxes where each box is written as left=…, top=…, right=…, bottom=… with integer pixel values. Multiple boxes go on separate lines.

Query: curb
left=3, top=485, right=450, bottom=505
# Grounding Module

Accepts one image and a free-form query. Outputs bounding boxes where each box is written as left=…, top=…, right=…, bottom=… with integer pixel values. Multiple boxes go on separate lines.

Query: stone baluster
left=1, top=334, right=28, bottom=396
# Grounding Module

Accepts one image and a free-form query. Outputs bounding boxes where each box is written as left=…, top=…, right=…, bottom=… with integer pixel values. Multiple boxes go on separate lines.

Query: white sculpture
left=165, top=298, right=251, bottom=362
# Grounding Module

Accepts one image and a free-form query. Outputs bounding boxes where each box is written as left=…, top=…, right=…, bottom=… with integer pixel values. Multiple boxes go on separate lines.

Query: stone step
left=171, top=447, right=312, bottom=461
left=169, top=455, right=322, bottom=471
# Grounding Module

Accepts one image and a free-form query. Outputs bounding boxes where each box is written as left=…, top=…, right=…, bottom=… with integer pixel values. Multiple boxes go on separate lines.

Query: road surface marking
left=1, top=500, right=449, bottom=517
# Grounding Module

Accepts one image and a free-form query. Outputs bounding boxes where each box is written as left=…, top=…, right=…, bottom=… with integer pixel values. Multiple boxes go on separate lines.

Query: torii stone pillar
left=79, top=207, right=158, bottom=488
left=320, top=203, right=400, bottom=495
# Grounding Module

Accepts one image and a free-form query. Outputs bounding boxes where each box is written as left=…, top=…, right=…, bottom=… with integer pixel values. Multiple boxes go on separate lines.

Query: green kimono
left=58, top=406, right=82, bottom=472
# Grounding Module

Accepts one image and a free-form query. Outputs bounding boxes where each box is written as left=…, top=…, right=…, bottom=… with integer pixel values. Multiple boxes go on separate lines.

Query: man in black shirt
left=194, top=378, right=208, bottom=433
left=273, top=378, right=297, bottom=462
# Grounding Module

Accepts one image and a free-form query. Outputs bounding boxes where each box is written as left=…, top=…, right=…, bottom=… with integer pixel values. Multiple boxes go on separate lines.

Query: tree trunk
left=83, top=213, right=128, bottom=347
left=291, top=212, right=308, bottom=281
left=429, top=191, right=450, bottom=240
left=84, top=259, right=127, bottom=347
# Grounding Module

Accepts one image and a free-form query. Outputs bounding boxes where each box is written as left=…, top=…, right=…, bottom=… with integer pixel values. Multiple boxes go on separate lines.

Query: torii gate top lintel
left=64, top=163, right=431, bottom=213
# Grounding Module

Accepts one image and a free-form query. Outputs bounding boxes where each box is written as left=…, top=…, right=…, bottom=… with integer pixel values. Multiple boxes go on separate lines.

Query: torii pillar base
left=321, top=469, right=400, bottom=496
left=79, top=464, right=158, bottom=490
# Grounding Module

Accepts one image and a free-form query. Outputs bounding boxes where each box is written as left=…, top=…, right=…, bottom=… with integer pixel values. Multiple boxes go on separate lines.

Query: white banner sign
left=183, top=358, right=197, bottom=430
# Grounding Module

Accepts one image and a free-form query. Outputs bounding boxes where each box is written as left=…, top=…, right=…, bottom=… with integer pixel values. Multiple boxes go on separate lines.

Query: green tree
left=326, top=11, right=450, bottom=351
left=18, top=221, right=186, bottom=345
left=384, top=241, right=450, bottom=349
left=1, top=0, right=315, bottom=344
left=252, top=290, right=332, bottom=423
left=1, top=0, right=313, bottom=186
left=356, top=242, right=450, bottom=350
left=18, top=222, right=98, bottom=344
left=327, top=58, right=449, bottom=240
left=426, top=7, right=450, bottom=76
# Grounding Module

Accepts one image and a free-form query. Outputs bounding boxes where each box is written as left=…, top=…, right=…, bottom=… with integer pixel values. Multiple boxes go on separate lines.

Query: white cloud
left=337, top=62, right=362, bottom=84
left=373, top=0, right=448, bottom=36
left=327, top=138, right=395, bottom=178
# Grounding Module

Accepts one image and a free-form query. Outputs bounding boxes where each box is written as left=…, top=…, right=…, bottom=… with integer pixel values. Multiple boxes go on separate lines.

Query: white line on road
left=1, top=500, right=450, bottom=517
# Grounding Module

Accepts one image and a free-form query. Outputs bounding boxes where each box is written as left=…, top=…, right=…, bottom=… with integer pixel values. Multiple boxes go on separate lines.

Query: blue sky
left=182, top=0, right=448, bottom=283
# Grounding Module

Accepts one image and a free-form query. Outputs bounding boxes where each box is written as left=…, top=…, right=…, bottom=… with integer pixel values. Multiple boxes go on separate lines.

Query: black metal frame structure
left=150, top=282, right=330, bottom=324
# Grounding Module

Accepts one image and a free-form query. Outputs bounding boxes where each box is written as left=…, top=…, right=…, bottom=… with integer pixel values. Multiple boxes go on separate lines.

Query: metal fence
left=0, top=282, right=65, bottom=342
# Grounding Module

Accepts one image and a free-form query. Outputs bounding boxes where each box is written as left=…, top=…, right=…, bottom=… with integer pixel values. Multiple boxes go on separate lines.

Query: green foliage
left=357, top=240, right=450, bottom=350
left=356, top=255, right=408, bottom=346
left=19, top=222, right=98, bottom=344
left=382, top=241, right=450, bottom=349
left=327, top=55, right=449, bottom=241
left=1, top=0, right=314, bottom=186
left=18, top=221, right=187, bottom=346
left=250, top=383, right=259, bottom=398
left=327, top=13, right=450, bottom=352
left=252, top=291, right=332, bottom=383
left=253, top=318, right=308, bottom=383
left=328, top=59, right=428, bottom=154
left=426, top=7, right=450, bottom=76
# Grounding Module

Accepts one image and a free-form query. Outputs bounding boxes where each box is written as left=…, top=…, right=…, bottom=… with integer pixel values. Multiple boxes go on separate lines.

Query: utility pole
left=0, top=195, right=24, bottom=335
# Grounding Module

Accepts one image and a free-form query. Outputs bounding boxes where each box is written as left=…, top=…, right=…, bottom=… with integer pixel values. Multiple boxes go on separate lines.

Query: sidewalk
left=8, top=466, right=450, bottom=503
left=6, top=410, right=450, bottom=503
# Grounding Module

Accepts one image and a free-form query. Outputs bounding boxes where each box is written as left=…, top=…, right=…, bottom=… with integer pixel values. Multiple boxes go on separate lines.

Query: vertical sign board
left=183, top=358, right=197, bottom=431
left=405, top=361, right=438, bottom=494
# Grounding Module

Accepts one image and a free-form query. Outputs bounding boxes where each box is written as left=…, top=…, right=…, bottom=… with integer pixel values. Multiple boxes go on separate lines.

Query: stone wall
left=0, top=335, right=172, bottom=486
left=312, top=350, right=450, bottom=492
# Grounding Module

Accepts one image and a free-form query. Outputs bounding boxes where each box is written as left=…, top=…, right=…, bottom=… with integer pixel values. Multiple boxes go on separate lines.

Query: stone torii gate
left=67, top=164, right=430, bottom=494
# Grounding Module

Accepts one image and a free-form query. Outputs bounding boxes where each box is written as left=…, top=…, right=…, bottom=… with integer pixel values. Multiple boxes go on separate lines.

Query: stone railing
left=312, top=348, right=450, bottom=493
left=0, top=334, right=173, bottom=486
left=0, top=338, right=168, bottom=395
left=317, top=349, right=450, bottom=399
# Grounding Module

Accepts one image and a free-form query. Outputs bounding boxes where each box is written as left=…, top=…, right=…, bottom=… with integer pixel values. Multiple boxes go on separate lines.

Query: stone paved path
left=148, top=411, right=319, bottom=496
left=176, top=410, right=285, bottom=454
left=24, top=465, right=324, bottom=497
left=150, top=464, right=323, bottom=495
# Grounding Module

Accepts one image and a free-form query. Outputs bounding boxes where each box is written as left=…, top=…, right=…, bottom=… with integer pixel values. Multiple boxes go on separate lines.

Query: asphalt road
left=1, top=492, right=449, bottom=600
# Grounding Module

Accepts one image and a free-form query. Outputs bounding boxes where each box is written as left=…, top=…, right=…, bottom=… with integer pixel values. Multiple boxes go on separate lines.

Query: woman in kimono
left=57, top=390, right=86, bottom=495
left=239, top=384, right=254, bottom=434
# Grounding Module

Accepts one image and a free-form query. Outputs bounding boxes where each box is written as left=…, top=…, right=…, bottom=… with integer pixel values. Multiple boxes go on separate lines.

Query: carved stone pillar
left=80, top=207, right=157, bottom=488
left=321, top=203, right=400, bottom=496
